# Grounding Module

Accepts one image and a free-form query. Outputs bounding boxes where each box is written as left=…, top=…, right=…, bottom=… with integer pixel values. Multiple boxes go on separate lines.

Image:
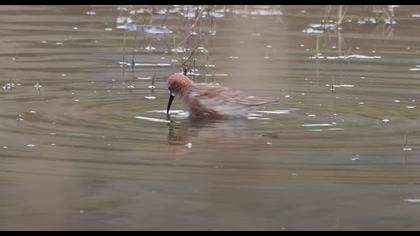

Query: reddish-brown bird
left=166, top=73, right=278, bottom=119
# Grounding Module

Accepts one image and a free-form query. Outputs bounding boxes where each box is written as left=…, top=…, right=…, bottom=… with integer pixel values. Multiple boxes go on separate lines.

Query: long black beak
left=166, top=94, right=175, bottom=115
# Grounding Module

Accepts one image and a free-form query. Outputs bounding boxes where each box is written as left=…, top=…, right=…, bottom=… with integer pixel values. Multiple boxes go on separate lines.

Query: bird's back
left=185, top=83, right=278, bottom=119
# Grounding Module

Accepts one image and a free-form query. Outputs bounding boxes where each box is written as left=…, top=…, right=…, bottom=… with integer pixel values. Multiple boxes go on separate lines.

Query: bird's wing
left=189, top=83, right=278, bottom=117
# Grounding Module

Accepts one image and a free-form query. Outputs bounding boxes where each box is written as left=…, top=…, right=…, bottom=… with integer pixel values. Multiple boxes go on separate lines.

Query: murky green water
left=1, top=5, right=420, bottom=230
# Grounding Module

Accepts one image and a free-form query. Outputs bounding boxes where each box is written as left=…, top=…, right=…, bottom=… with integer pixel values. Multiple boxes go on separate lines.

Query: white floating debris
left=407, top=106, right=416, bottom=109
left=85, top=10, right=96, bottom=16
left=41, top=40, right=47, bottom=44
left=145, top=45, right=156, bottom=51
left=29, top=110, right=37, bottom=114
left=358, top=102, right=365, bottom=105
left=257, top=110, right=291, bottom=114
left=185, top=143, right=192, bottom=149
left=291, top=173, right=298, bottom=176
left=56, top=42, right=63, bottom=45
left=2, top=146, right=8, bottom=149
left=144, top=96, right=156, bottom=100
left=26, top=144, right=36, bottom=148
left=135, top=116, right=172, bottom=124
left=229, top=56, right=239, bottom=59
left=2, top=82, right=16, bottom=91
left=405, top=199, right=420, bottom=203
left=51, top=143, right=56, bottom=146
left=74, top=99, right=80, bottom=102
left=382, top=119, right=390, bottom=123
left=302, top=28, right=324, bottom=34
left=307, top=114, right=316, bottom=117
left=134, top=63, right=171, bottom=67
left=310, top=54, right=382, bottom=60
left=73, top=27, right=78, bottom=30
left=104, top=28, right=113, bottom=31
left=137, top=77, right=152, bottom=80
left=302, top=123, right=334, bottom=127
left=403, top=147, right=412, bottom=151
left=266, top=141, right=272, bottom=145
left=351, top=155, right=360, bottom=161
left=266, top=45, right=272, bottom=48
left=412, top=14, right=420, bottom=18
left=204, top=73, right=229, bottom=77
left=394, top=100, right=400, bottom=103
left=148, top=85, right=156, bottom=89
left=34, top=81, right=42, bottom=89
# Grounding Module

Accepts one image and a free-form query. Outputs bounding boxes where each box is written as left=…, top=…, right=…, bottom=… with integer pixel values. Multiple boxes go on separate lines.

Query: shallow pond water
left=1, top=5, right=420, bottom=230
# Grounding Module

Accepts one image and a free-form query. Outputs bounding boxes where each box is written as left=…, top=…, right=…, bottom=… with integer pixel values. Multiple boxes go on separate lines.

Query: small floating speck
left=29, top=110, right=37, bottom=114
left=407, top=106, right=416, bottom=109
left=266, top=45, right=272, bottom=48
left=56, top=42, right=63, bottom=45
left=266, top=141, right=272, bottom=145
left=73, top=27, right=78, bottom=30
left=51, top=143, right=56, bottom=146
left=291, top=173, right=298, bottom=176
left=263, top=56, right=270, bottom=60
left=229, top=56, right=239, bottom=60
left=61, top=74, right=67, bottom=77
left=394, top=100, right=400, bottom=103
left=74, top=99, right=80, bottom=102
left=41, top=40, right=47, bottom=44
left=284, top=95, right=291, bottom=98
left=382, top=119, right=390, bottom=123
left=105, top=28, right=113, bottom=31
left=307, top=114, right=316, bottom=117
left=358, top=102, right=365, bottom=105
left=148, top=85, right=156, bottom=89
left=403, top=147, right=413, bottom=151
left=2, top=146, right=8, bottom=149
left=144, top=96, right=156, bottom=100
left=185, top=143, right=192, bottom=149
left=26, top=144, right=36, bottom=148
left=80, top=210, right=85, bottom=214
